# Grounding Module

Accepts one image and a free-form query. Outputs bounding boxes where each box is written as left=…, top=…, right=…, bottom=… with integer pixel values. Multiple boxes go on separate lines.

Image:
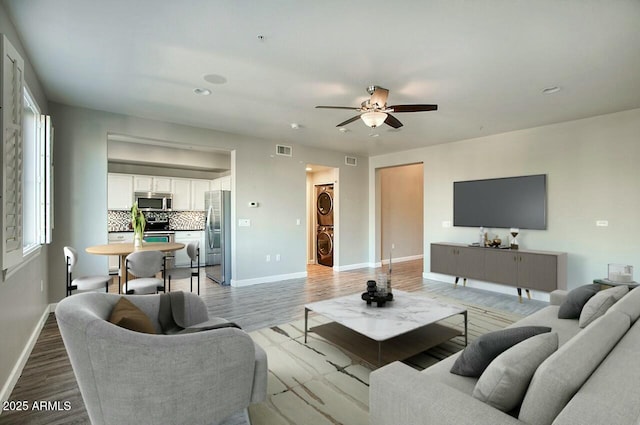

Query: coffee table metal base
left=305, top=308, right=467, bottom=367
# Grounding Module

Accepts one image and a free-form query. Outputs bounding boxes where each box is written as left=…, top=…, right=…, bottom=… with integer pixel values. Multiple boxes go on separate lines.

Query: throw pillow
left=557, top=284, right=600, bottom=319
left=578, top=285, right=628, bottom=328
left=109, top=297, right=157, bottom=334
left=450, top=326, right=552, bottom=377
left=472, top=332, right=559, bottom=412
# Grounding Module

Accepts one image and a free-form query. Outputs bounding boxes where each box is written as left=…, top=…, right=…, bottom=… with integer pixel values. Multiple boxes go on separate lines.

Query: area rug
left=246, top=293, right=523, bottom=425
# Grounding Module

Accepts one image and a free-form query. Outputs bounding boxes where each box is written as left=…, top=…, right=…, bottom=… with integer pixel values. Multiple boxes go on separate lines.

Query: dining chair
left=124, top=250, right=166, bottom=294
left=64, top=246, right=112, bottom=296
left=168, top=241, right=201, bottom=294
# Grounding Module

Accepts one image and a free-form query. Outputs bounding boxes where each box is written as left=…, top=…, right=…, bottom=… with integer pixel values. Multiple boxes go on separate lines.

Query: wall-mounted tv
left=453, top=174, right=547, bottom=230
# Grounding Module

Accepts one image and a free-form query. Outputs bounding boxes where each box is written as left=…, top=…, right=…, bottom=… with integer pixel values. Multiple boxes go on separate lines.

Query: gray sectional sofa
left=370, top=286, right=640, bottom=425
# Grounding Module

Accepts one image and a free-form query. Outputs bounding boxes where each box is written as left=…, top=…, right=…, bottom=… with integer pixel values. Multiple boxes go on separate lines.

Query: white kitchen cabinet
left=134, top=175, right=172, bottom=193
left=154, top=177, right=172, bottom=192
left=108, top=174, right=133, bottom=210
left=191, top=180, right=211, bottom=211
left=133, top=175, right=153, bottom=192
left=107, top=232, right=133, bottom=271
left=175, top=231, right=204, bottom=266
left=171, top=178, right=192, bottom=210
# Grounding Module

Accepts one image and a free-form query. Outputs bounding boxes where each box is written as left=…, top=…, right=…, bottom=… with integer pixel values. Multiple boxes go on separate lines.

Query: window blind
left=2, top=35, right=25, bottom=269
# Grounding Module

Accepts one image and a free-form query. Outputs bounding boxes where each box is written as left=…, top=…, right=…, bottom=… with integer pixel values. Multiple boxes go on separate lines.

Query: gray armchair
left=56, top=292, right=267, bottom=425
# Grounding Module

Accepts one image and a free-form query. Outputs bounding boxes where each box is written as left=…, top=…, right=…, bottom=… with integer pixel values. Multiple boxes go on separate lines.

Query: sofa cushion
left=450, top=326, right=551, bottom=377
left=558, top=284, right=600, bottom=319
left=507, top=305, right=580, bottom=347
left=518, top=311, right=630, bottom=425
left=552, top=318, right=640, bottom=425
left=579, top=285, right=628, bottom=328
left=108, top=297, right=157, bottom=334
left=472, top=332, right=558, bottom=412
left=610, top=286, right=640, bottom=323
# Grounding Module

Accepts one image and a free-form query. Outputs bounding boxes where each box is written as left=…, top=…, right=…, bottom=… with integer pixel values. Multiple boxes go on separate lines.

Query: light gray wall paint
left=48, top=103, right=369, bottom=300
left=380, top=163, right=424, bottom=260
left=0, top=4, right=50, bottom=399
left=370, top=108, right=640, bottom=291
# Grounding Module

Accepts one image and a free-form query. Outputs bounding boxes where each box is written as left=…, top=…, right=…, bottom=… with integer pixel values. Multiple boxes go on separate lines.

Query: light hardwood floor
left=0, top=260, right=546, bottom=424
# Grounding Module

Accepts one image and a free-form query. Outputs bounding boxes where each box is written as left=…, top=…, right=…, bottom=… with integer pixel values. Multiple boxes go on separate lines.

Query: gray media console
left=430, top=243, right=567, bottom=292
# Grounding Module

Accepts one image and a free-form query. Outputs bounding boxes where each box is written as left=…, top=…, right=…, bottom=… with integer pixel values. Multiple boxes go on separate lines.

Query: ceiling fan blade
left=384, top=114, right=403, bottom=129
left=315, top=105, right=360, bottom=110
left=336, top=115, right=362, bottom=127
left=389, top=104, right=438, bottom=113
left=370, top=87, right=389, bottom=108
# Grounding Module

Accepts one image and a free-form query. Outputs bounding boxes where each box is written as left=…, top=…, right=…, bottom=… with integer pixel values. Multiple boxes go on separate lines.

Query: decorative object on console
left=608, top=264, right=633, bottom=283
left=510, top=228, right=519, bottom=250
left=130, top=202, right=145, bottom=248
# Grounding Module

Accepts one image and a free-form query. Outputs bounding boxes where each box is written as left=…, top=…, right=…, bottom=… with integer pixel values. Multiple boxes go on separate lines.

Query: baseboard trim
left=334, top=262, right=373, bottom=272
left=231, top=271, right=308, bottom=287
left=381, top=254, right=423, bottom=265
left=0, top=303, right=51, bottom=405
left=423, top=272, right=551, bottom=302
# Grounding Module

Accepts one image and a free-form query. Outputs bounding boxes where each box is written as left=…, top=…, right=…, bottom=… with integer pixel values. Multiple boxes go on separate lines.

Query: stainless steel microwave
left=134, top=192, right=173, bottom=211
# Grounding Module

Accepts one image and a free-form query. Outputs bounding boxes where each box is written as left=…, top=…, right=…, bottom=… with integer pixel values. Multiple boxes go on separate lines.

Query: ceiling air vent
left=276, top=145, right=292, bottom=157
left=345, top=156, right=357, bottom=166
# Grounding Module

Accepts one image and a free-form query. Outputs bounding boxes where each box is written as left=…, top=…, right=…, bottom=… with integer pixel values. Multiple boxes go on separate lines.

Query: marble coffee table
left=304, top=290, right=467, bottom=367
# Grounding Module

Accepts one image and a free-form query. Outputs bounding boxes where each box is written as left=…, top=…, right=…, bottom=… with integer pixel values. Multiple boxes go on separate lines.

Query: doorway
left=377, top=163, right=424, bottom=266
left=306, top=164, right=338, bottom=268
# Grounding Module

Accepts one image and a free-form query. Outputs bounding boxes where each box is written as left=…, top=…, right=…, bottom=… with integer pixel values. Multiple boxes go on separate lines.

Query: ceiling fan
left=315, top=85, right=437, bottom=129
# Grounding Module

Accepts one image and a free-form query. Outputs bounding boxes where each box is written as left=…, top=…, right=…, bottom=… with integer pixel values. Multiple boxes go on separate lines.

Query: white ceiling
left=4, top=0, right=640, bottom=156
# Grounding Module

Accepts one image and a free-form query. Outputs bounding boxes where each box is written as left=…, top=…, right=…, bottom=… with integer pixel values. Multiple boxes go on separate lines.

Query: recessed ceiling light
left=193, top=88, right=211, bottom=96
left=290, top=123, right=300, bottom=130
left=305, top=167, right=312, bottom=172
left=542, top=86, right=561, bottom=95
left=338, top=127, right=349, bottom=133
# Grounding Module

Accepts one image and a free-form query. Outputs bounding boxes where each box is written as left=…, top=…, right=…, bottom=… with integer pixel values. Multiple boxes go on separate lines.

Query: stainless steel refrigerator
left=205, top=190, right=231, bottom=285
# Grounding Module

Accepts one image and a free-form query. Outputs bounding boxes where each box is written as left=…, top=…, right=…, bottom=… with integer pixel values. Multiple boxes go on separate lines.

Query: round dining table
left=86, top=242, right=185, bottom=293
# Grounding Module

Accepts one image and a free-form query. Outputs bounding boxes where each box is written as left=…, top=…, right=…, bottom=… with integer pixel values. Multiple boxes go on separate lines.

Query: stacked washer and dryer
left=316, top=184, right=334, bottom=267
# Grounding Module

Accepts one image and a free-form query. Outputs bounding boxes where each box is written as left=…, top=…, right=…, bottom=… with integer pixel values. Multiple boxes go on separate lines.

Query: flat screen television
left=453, top=174, right=547, bottom=230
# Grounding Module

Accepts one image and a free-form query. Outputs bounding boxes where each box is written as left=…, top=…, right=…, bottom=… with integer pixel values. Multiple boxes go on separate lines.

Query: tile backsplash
left=108, top=210, right=206, bottom=232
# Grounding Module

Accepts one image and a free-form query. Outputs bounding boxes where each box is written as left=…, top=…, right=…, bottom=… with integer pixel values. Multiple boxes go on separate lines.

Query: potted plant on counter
left=131, top=202, right=146, bottom=248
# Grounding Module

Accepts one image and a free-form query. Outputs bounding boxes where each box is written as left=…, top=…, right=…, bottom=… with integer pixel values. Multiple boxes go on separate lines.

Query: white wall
left=48, top=103, right=369, bottom=300
left=370, top=108, right=640, bottom=292
left=0, top=4, right=50, bottom=401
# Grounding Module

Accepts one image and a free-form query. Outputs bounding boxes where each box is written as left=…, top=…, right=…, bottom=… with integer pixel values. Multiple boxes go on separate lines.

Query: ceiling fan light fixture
left=361, top=111, right=387, bottom=128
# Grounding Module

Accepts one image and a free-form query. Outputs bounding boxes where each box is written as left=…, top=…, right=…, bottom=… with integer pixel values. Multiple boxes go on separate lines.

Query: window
left=22, top=89, right=40, bottom=253
left=21, top=85, right=53, bottom=255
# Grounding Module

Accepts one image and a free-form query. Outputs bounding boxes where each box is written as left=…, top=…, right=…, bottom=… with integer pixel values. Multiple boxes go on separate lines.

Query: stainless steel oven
left=143, top=231, right=176, bottom=269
